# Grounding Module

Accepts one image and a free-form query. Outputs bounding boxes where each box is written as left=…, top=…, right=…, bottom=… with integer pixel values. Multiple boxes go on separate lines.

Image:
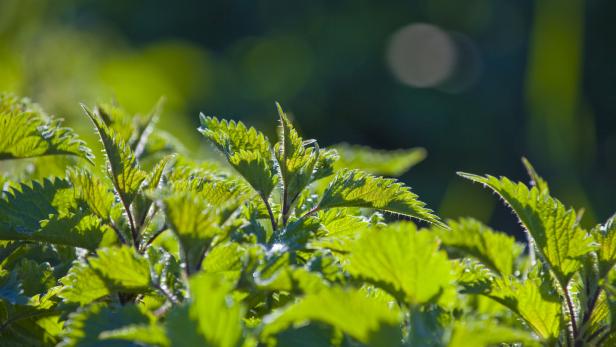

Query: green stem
left=121, top=199, right=138, bottom=247
left=563, top=286, right=578, bottom=344
left=260, top=193, right=277, bottom=231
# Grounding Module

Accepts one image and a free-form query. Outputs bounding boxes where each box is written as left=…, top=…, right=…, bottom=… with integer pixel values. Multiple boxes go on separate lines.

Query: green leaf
left=61, top=303, right=155, bottom=347
left=58, top=262, right=109, bottom=305
left=131, top=154, right=175, bottom=237
left=59, top=247, right=150, bottom=304
left=521, top=157, right=549, bottom=193
left=272, top=323, right=335, bottom=347
left=333, top=144, right=426, bottom=176
left=159, top=191, right=221, bottom=273
left=166, top=273, right=244, bottom=347
left=94, top=102, right=135, bottom=143
left=0, top=269, right=28, bottom=305
left=146, top=246, right=184, bottom=303
left=593, top=214, right=616, bottom=277
left=99, top=323, right=169, bottom=347
left=0, top=178, right=105, bottom=249
left=448, top=321, right=538, bottom=347
left=13, top=259, right=55, bottom=297
left=486, top=277, right=563, bottom=343
left=202, top=242, right=245, bottom=275
left=459, top=172, right=595, bottom=286
left=263, top=286, right=402, bottom=346
left=346, top=222, right=453, bottom=305
left=82, top=105, right=147, bottom=206
left=312, top=148, right=339, bottom=181
left=68, top=169, right=117, bottom=222
left=275, top=104, right=320, bottom=218
left=198, top=116, right=277, bottom=197
left=0, top=93, right=92, bottom=162
left=169, top=169, right=253, bottom=222
left=88, top=246, right=151, bottom=292
left=277, top=216, right=323, bottom=251
left=438, top=218, right=523, bottom=277
left=317, top=169, right=443, bottom=226
left=146, top=155, right=175, bottom=192
left=95, top=101, right=182, bottom=162
left=308, top=209, right=369, bottom=251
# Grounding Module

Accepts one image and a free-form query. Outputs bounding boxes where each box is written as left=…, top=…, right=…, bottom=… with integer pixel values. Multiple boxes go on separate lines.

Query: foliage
left=0, top=92, right=615, bottom=346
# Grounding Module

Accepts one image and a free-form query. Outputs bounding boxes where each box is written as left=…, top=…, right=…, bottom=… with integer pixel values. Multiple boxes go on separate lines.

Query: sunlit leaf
left=198, top=116, right=277, bottom=198
left=275, top=103, right=320, bottom=219
left=459, top=172, right=595, bottom=286
left=166, top=273, right=244, bottom=347
left=486, top=277, right=563, bottom=343
left=88, top=246, right=151, bottom=292
left=0, top=178, right=105, bottom=249
left=318, top=169, right=443, bottom=227
left=346, top=222, right=453, bottom=305
left=0, top=93, right=92, bottom=162
left=263, top=286, right=402, bottom=346
left=83, top=104, right=147, bottom=206
left=158, top=191, right=221, bottom=273
left=438, top=218, right=523, bottom=277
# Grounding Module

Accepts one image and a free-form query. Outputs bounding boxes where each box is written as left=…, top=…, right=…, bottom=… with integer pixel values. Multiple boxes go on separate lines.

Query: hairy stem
left=260, top=193, right=277, bottom=231
left=281, top=186, right=289, bottom=227
left=142, top=223, right=168, bottom=252
left=154, top=283, right=179, bottom=305
left=563, top=286, right=578, bottom=344
left=109, top=220, right=127, bottom=245
left=300, top=205, right=320, bottom=220
left=121, top=199, right=138, bottom=247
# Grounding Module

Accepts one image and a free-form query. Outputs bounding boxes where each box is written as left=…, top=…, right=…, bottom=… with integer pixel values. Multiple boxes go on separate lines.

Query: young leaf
left=0, top=93, right=93, bottom=162
left=198, top=115, right=277, bottom=198
left=312, top=148, right=339, bottom=181
left=317, top=169, right=443, bottom=227
left=438, top=218, right=523, bottom=277
left=96, top=101, right=182, bottom=161
left=275, top=104, right=320, bottom=222
left=459, top=173, right=595, bottom=286
left=522, top=157, right=549, bottom=193
left=158, top=191, right=221, bottom=273
left=333, top=144, right=426, bottom=176
left=346, top=222, right=452, bottom=305
left=146, top=154, right=175, bottom=192
left=132, top=154, right=175, bottom=239
left=166, top=273, right=244, bottom=347
left=82, top=105, right=147, bottom=207
left=593, top=214, right=616, bottom=277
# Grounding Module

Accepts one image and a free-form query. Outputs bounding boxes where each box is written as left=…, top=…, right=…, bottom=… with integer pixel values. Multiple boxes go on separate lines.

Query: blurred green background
left=1, top=0, right=614, bottom=237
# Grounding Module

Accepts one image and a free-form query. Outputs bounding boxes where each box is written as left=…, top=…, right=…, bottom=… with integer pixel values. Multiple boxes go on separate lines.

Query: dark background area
left=1, top=0, right=614, bottom=239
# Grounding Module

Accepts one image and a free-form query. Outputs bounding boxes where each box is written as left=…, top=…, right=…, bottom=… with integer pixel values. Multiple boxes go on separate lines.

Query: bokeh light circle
left=387, top=23, right=456, bottom=88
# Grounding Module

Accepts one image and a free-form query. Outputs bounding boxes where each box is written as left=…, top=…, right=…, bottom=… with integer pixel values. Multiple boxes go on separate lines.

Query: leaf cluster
left=1, top=92, right=616, bottom=347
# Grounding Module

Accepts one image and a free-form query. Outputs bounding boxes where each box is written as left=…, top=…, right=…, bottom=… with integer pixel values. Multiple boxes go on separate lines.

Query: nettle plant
left=0, top=92, right=615, bottom=347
